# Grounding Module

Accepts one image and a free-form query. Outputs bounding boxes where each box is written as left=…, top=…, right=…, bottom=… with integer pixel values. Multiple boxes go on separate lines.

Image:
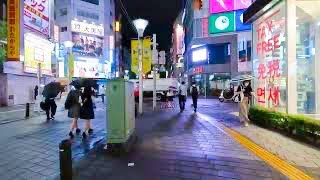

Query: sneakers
left=244, top=122, right=249, bottom=127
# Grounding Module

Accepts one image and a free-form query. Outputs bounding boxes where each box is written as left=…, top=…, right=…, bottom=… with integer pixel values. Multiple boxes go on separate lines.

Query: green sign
left=209, top=12, right=235, bottom=34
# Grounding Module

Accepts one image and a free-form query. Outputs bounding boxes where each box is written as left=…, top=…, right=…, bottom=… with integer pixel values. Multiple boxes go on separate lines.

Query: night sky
left=119, top=0, right=183, bottom=51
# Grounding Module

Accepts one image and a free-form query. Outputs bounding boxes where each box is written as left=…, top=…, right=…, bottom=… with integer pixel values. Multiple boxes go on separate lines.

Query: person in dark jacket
left=190, top=82, right=199, bottom=112
left=34, top=85, right=39, bottom=101
left=45, top=97, right=57, bottom=120
left=66, top=86, right=81, bottom=138
left=80, top=87, right=95, bottom=139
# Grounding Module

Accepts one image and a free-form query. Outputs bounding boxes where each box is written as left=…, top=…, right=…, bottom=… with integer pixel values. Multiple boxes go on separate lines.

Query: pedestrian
left=44, top=96, right=57, bottom=120
left=80, top=87, right=95, bottom=139
left=237, top=80, right=255, bottom=127
left=34, top=85, right=39, bottom=101
left=65, top=86, right=81, bottom=138
left=190, top=82, right=199, bottom=112
left=99, top=85, right=105, bottom=103
left=91, top=87, right=97, bottom=109
left=178, top=81, right=187, bottom=112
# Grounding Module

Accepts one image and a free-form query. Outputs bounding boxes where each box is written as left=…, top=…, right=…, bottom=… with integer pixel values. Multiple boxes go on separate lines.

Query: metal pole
left=59, top=140, right=72, bottom=180
left=138, top=36, right=143, bottom=114
left=152, top=34, right=157, bottom=111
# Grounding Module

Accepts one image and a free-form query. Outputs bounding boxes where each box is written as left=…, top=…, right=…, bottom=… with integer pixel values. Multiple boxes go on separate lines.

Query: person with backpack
left=65, top=86, right=81, bottom=138
left=178, top=81, right=187, bottom=112
left=190, top=82, right=200, bottom=112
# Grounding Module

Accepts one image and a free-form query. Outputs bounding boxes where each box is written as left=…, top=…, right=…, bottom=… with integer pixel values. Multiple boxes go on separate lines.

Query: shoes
left=46, top=117, right=50, bottom=121
left=194, top=109, right=197, bottom=113
left=76, top=128, right=81, bottom=134
left=51, top=116, right=55, bottom=120
left=244, top=122, right=249, bottom=127
left=69, top=132, right=74, bottom=139
left=82, top=132, right=87, bottom=139
left=88, top=128, right=93, bottom=134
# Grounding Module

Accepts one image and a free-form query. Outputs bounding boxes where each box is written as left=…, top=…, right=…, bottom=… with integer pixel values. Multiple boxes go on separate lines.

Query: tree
left=0, top=20, right=7, bottom=65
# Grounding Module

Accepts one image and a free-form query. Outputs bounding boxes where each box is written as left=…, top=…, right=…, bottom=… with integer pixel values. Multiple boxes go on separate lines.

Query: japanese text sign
left=24, top=0, right=50, bottom=36
left=7, top=0, right=20, bottom=61
left=71, top=20, right=104, bottom=37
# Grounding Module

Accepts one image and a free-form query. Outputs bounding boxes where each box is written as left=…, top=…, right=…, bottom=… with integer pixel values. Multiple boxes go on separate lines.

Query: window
left=61, top=27, right=67, bottom=32
left=81, top=0, right=99, bottom=5
left=59, top=8, right=67, bottom=16
left=77, top=10, right=99, bottom=20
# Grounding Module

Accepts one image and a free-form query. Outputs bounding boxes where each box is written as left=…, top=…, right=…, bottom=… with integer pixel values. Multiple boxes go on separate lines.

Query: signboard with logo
left=7, top=0, right=20, bottom=61
left=142, top=38, right=152, bottom=74
left=235, top=9, right=251, bottom=31
left=73, top=57, right=106, bottom=78
left=71, top=20, right=104, bottom=37
left=24, top=0, right=50, bottom=36
left=209, top=12, right=234, bottom=34
left=131, top=40, right=139, bottom=75
left=210, top=0, right=234, bottom=14
left=24, top=33, right=54, bottom=75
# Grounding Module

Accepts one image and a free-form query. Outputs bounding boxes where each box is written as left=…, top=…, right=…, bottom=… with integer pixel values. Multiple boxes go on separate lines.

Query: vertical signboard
left=131, top=40, right=139, bottom=75
left=24, top=0, right=50, bottom=36
left=7, top=0, right=20, bottom=61
left=142, top=38, right=152, bottom=74
left=68, top=55, right=74, bottom=80
left=202, top=18, right=209, bottom=37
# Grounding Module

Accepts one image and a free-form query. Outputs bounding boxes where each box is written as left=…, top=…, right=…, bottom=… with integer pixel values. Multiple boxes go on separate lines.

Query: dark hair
left=181, top=81, right=185, bottom=85
left=192, top=81, right=196, bottom=85
left=82, top=87, right=92, bottom=98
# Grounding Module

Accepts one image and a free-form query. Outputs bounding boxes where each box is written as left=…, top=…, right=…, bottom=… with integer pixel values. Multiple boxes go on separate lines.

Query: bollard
left=59, top=140, right=72, bottom=180
left=25, top=103, right=30, bottom=118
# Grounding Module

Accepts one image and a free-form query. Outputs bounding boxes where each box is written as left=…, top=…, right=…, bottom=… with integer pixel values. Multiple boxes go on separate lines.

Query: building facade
left=183, top=0, right=253, bottom=96
left=245, top=0, right=320, bottom=118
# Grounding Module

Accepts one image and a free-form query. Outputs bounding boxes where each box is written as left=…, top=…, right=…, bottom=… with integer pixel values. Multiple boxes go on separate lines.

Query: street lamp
left=133, top=19, right=149, bottom=115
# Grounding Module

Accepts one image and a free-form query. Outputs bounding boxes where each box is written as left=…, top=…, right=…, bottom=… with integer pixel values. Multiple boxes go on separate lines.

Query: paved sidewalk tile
left=70, top=101, right=287, bottom=180
left=197, top=99, right=320, bottom=179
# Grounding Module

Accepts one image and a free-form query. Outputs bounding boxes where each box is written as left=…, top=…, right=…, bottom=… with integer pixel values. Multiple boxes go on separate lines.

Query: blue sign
left=235, top=9, right=252, bottom=31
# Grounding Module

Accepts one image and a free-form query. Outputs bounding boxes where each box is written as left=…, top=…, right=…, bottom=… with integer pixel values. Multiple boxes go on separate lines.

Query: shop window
left=295, top=0, right=320, bottom=115
left=59, top=8, right=67, bottom=16
left=252, top=1, right=287, bottom=112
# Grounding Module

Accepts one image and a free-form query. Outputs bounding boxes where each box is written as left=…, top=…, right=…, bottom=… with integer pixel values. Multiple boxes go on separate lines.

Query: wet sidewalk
left=0, top=102, right=106, bottom=180
left=196, top=99, right=320, bottom=179
left=70, top=101, right=288, bottom=180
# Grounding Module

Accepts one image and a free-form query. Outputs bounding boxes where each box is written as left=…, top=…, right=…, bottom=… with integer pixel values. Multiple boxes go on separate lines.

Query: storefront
left=245, top=0, right=320, bottom=118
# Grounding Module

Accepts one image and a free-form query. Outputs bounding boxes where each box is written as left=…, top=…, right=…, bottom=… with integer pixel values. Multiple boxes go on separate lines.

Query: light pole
left=133, top=19, right=149, bottom=115
left=64, top=41, right=74, bottom=92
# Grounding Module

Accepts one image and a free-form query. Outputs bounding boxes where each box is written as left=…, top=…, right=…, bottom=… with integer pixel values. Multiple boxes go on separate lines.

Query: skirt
left=68, top=104, right=80, bottom=118
left=239, top=97, right=250, bottom=123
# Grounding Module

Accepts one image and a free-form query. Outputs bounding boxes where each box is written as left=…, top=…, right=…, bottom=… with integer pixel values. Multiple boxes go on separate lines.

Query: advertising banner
left=73, top=58, right=106, bottom=78
left=234, top=0, right=251, bottom=10
left=72, top=32, right=103, bottom=57
left=68, top=54, right=74, bottom=80
left=142, top=38, right=152, bottom=74
left=210, top=0, right=234, bottom=14
left=131, top=40, right=139, bottom=75
left=24, top=33, right=54, bottom=75
left=235, top=9, right=252, bottom=31
left=209, top=12, right=234, bottom=34
left=7, top=0, right=20, bottom=61
left=24, top=0, right=50, bottom=36
left=71, top=20, right=104, bottom=37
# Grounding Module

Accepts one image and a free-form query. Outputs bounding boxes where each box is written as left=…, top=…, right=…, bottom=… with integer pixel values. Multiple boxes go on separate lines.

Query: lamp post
left=64, top=41, right=74, bottom=92
left=133, top=19, right=149, bottom=115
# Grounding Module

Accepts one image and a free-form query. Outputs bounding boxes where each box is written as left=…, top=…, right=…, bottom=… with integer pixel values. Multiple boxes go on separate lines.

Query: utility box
left=106, top=79, right=135, bottom=146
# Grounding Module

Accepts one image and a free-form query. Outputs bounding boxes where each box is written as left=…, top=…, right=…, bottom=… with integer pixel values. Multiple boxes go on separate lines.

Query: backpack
left=191, top=86, right=198, bottom=97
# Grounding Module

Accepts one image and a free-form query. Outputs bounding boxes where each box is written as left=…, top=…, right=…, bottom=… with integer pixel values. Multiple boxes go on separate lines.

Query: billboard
left=192, top=48, right=208, bottom=62
left=24, top=0, right=50, bottom=36
left=209, top=0, right=251, bottom=14
left=235, top=9, right=251, bottom=31
left=73, top=58, right=106, bottom=78
left=210, top=0, right=234, bottom=14
left=209, top=12, right=235, bottom=34
left=7, top=0, right=20, bottom=60
left=131, top=40, right=139, bottom=75
left=24, top=33, right=54, bottom=75
left=71, top=32, right=103, bottom=57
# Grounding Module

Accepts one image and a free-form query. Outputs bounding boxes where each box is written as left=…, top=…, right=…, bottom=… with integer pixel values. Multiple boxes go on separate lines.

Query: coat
left=80, top=94, right=95, bottom=120
left=66, top=90, right=81, bottom=118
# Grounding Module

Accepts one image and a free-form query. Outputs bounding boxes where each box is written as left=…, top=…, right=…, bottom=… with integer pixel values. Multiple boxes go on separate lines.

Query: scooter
left=218, top=88, right=240, bottom=103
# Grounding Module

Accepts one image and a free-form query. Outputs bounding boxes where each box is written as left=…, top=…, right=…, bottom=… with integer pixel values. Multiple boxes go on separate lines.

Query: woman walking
left=65, top=86, right=81, bottom=139
left=237, top=80, right=255, bottom=127
left=80, top=87, right=95, bottom=139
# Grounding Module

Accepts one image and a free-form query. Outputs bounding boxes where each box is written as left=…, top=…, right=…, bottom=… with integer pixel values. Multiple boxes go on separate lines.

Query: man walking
left=190, top=82, right=199, bottom=112
left=178, top=81, right=187, bottom=112
left=99, top=85, right=105, bottom=103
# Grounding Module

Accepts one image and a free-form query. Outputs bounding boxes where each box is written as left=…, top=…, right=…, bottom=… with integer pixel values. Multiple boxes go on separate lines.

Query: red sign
left=193, top=67, right=204, bottom=74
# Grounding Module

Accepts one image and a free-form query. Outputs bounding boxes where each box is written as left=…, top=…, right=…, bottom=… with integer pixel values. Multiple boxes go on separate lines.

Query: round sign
left=215, top=16, right=230, bottom=30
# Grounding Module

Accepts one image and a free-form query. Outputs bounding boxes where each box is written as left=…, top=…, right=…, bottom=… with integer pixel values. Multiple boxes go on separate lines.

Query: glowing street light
left=133, top=19, right=149, bottom=115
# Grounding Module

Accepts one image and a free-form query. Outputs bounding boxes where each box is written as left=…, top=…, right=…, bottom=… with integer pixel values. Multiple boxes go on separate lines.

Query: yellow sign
left=7, top=0, right=20, bottom=60
left=68, top=55, right=75, bottom=80
left=143, top=38, right=152, bottom=74
left=24, top=33, right=54, bottom=75
left=131, top=40, right=139, bottom=75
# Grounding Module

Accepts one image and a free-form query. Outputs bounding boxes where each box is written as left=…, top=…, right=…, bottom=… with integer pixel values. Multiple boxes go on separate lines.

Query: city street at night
left=1, top=0, right=320, bottom=179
